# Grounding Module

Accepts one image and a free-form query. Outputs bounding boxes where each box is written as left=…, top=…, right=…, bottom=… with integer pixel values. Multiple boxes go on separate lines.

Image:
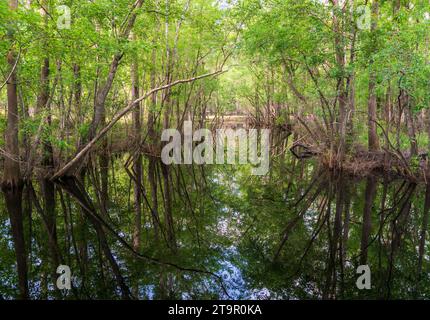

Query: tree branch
left=52, top=69, right=227, bottom=180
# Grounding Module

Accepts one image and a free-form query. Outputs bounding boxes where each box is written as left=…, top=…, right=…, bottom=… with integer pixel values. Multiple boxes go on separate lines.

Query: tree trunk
left=360, top=176, right=377, bottom=265
left=346, top=0, right=356, bottom=136
left=37, top=0, right=61, bottom=277
left=368, top=0, right=380, bottom=152
left=131, top=32, right=142, bottom=298
left=402, top=91, right=418, bottom=157
left=131, top=33, right=142, bottom=253
left=148, top=45, right=160, bottom=241
left=332, top=0, right=348, bottom=159
left=2, top=0, right=28, bottom=299
left=418, top=185, right=430, bottom=276
left=161, top=163, right=176, bottom=250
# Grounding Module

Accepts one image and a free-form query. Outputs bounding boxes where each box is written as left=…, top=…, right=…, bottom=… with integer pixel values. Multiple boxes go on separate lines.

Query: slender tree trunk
left=130, top=32, right=142, bottom=298
left=161, top=163, right=176, bottom=250
left=2, top=0, right=28, bottom=299
left=418, top=185, right=430, bottom=276
left=37, top=1, right=61, bottom=279
left=131, top=33, right=142, bottom=253
left=148, top=44, right=160, bottom=240
left=57, top=177, right=132, bottom=299
left=393, top=0, right=401, bottom=15
left=87, top=0, right=145, bottom=141
left=99, top=136, right=109, bottom=216
left=332, top=0, right=348, bottom=159
left=340, top=182, right=351, bottom=297
left=368, top=0, right=380, bottom=152
left=161, top=0, right=177, bottom=252
left=346, top=0, right=356, bottom=136
left=327, top=175, right=345, bottom=298
left=360, top=176, right=377, bottom=265
left=403, top=92, right=418, bottom=157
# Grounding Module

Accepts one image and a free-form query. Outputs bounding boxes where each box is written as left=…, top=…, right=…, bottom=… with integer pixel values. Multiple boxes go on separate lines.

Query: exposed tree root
left=290, top=142, right=428, bottom=182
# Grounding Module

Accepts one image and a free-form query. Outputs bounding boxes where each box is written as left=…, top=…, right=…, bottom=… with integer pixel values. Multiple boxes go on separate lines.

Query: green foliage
left=1, top=0, right=430, bottom=301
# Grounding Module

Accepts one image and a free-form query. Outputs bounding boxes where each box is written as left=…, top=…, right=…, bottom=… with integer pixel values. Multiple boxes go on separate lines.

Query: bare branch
left=52, top=69, right=227, bottom=180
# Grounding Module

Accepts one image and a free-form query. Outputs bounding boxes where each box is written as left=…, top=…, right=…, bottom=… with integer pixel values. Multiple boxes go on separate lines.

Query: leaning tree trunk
left=84, top=0, right=145, bottom=216
left=57, top=177, right=132, bottom=299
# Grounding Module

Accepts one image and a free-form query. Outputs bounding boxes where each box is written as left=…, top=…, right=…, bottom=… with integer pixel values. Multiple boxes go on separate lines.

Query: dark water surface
left=1, top=159, right=429, bottom=299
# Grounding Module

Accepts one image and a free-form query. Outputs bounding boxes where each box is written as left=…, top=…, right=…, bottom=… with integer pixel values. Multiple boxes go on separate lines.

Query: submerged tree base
left=291, top=143, right=429, bottom=182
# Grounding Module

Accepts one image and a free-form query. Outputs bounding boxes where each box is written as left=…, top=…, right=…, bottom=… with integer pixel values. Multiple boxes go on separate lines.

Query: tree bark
left=147, top=43, right=160, bottom=240
left=402, top=91, right=418, bottom=157
left=332, top=0, right=348, bottom=158
left=368, top=0, right=380, bottom=152
left=87, top=0, right=145, bottom=141
left=130, top=32, right=143, bottom=298
left=2, top=0, right=28, bottom=299
left=131, top=33, right=142, bottom=254
left=37, top=0, right=61, bottom=277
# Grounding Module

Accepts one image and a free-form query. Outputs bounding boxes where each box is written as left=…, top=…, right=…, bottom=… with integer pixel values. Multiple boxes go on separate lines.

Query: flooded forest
left=1, top=0, right=430, bottom=300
